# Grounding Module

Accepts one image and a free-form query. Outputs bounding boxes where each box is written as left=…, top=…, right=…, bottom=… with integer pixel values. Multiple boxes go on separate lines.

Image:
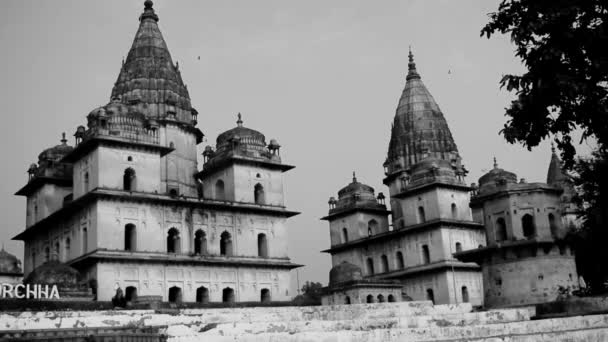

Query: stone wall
left=482, top=252, right=578, bottom=308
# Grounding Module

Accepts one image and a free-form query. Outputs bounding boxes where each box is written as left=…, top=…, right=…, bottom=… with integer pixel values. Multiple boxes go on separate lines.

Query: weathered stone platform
left=1, top=301, right=608, bottom=341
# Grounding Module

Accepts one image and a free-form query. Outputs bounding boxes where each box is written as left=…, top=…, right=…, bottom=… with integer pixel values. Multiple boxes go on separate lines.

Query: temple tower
left=381, top=50, right=485, bottom=305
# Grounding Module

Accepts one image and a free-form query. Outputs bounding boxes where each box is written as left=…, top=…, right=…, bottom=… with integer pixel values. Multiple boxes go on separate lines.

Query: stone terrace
left=1, top=301, right=608, bottom=341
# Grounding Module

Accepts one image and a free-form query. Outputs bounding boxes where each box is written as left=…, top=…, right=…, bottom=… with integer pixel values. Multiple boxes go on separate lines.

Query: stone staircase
left=1, top=301, right=608, bottom=341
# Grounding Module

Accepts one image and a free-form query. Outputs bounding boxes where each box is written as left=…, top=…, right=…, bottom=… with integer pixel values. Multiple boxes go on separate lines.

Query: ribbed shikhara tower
left=14, top=1, right=300, bottom=303
left=323, top=50, right=484, bottom=305
left=382, top=50, right=485, bottom=305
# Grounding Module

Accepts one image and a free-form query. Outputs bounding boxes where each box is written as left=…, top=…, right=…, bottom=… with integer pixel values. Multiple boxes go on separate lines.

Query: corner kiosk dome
left=329, top=261, right=363, bottom=285
left=23, top=261, right=83, bottom=288
left=216, top=113, right=266, bottom=150
left=477, top=158, right=518, bottom=193
left=38, top=135, right=73, bottom=162
left=0, top=247, right=22, bottom=275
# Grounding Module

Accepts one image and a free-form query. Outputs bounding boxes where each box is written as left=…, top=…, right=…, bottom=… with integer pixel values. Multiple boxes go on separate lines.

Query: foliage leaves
left=482, top=0, right=608, bottom=168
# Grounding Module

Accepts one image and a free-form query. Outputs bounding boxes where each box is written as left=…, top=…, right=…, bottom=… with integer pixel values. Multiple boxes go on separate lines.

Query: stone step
left=192, top=308, right=531, bottom=335
left=169, top=326, right=608, bottom=342
left=0, top=302, right=474, bottom=331
left=174, top=314, right=608, bottom=342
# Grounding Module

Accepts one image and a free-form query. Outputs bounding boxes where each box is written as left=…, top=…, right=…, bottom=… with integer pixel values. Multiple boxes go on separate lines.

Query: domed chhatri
left=37, top=133, right=73, bottom=163
left=329, top=261, right=363, bottom=285
left=24, top=261, right=82, bottom=288
left=14, top=1, right=299, bottom=303
left=23, top=261, right=93, bottom=300
left=0, top=247, right=22, bottom=275
left=325, top=172, right=387, bottom=216
left=0, top=246, right=22, bottom=286
left=216, top=113, right=267, bottom=151
left=201, top=113, right=288, bottom=172
left=477, top=157, right=518, bottom=193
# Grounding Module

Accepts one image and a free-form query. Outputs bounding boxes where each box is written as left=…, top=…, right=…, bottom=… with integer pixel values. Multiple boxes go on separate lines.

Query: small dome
left=38, top=134, right=74, bottom=162
left=337, top=173, right=375, bottom=199
left=329, top=261, right=363, bottom=285
left=0, top=248, right=22, bottom=275
left=478, top=158, right=517, bottom=190
left=216, top=113, right=266, bottom=149
left=23, top=261, right=83, bottom=288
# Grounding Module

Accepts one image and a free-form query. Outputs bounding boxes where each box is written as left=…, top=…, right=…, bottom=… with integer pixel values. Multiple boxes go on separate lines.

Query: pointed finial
left=493, top=156, right=498, bottom=169
left=61, top=132, right=67, bottom=145
left=140, top=0, right=159, bottom=22
left=406, top=45, right=420, bottom=80
left=352, top=171, right=357, bottom=183
left=236, top=113, right=243, bottom=127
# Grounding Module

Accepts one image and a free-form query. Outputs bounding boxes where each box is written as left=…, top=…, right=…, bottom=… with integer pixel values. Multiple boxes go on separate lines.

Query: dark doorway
left=168, top=286, right=182, bottom=303
left=222, top=287, right=235, bottom=303
left=196, top=286, right=209, bottom=303
left=260, top=288, right=271, bottom=303
left=125, top=286, right=137, bottom=302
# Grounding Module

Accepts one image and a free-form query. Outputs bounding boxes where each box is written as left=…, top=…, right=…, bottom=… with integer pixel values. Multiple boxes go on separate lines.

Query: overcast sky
left=0, top=0, right=587, bottom=293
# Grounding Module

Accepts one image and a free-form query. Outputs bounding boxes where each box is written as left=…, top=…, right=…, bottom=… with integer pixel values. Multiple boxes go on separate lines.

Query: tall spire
left=352, top=171, right=357, bottom=183
left=111, top=0, right=193, bottom=124
left=386, top=49, right=460, bottom=175
left=140, top=0, right=159, bottom=22
left=406, top=46, right=420, bottom=81
left=547, top=144, right=567, bottom=185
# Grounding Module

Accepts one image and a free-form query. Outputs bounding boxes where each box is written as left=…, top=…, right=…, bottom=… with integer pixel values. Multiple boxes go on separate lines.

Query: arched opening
left=222, top=287, right=235, bottom=303
left=84, top=172, right=89, bottom=192
left=366, top=294, right=374, bottom=303
left=220, top=231, right=233, bottom=256
left=522, top=214, right=536, bottom=238
left=381, top=254, right=389, bottom=273
left=123, top=168, right=136, bottom=191
left=451, top=203, right=457, bottom=219
left=461, top=286, right=469, bottom=303
left=215, top=180, right=225, bottom=200
left=194, top=230, right=207, bottom=255
left=196, top=286, right=209, bottom=303
left=426, top=288, right=435, bottom=304
left=366, top=257, right=374, bottom=275
left=422, top=245, right=430, bottom=264
left=455, top=242, right=462, bottom=253
left=341, top=228, right=348, bottom=243
left=168, top=286, right=182, bottom=303
left=495, top=218, right=507, bottom=241
left=166, top=228, right=180, bottom=254
left=53, top=241, right=60, bottom=261
left=377, top=294, right=385, bottom=303
left=368, top=220, right=378, bottom=236
left=124, top=224, right=136, bottom=251
left=549, top=213, right=558, bottom=239
left=396, top=251, right=405, bottom=269
left=345, top=296, right=351, bottom=304
left=64, top=237, right=70, bottom=260
left=82, top=228, right=88, bottom=253
left=418, top=206, right=426, bottom=223
left=125, top=286, right=137, bottom=302
left=388, top=294, right=396, bottom=302
left=260, top=288, right=271, bottom=303
left=254, top=183, right=265, bottom=204
left=257, top=233, right=268, bottom=258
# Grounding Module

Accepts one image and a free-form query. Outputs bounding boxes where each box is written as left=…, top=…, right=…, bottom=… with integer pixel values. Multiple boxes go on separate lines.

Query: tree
left=292, top=281, right=323, bottom=306
left=482, top=0, right=608, bottom=168
left=570, top=149, right=608, bottom=292
left=483, top=0, right=608, bottom=292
